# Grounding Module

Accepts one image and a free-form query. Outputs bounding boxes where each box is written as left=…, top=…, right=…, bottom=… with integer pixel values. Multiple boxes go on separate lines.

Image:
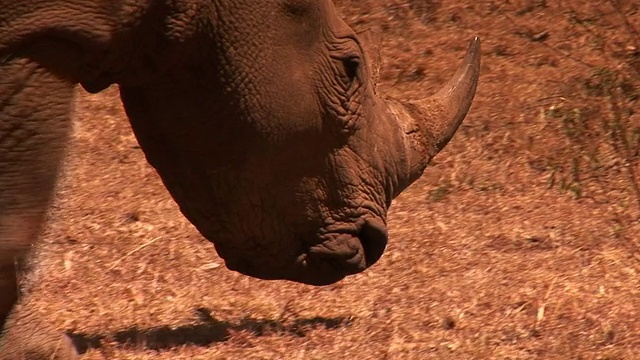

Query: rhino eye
left=342, top=56, right=360, bottom=83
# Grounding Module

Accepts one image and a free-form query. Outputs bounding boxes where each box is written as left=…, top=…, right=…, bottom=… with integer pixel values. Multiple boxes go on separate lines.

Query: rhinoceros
left=0, top=0, right=479, bottom=358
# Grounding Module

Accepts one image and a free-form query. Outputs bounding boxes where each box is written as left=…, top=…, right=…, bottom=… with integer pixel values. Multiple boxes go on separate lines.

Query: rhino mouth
left=217, top=216, right=388, bottom=286
left=295, top=217, right=389, bottom=285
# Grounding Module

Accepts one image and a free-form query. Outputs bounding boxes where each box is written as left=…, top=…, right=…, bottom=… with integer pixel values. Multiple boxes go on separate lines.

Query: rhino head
left=109, top=1, right=480, bottom=285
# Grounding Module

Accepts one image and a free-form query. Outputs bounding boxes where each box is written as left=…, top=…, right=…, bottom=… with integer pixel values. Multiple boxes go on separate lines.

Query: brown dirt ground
left=19, top=1, right=640, bottom=359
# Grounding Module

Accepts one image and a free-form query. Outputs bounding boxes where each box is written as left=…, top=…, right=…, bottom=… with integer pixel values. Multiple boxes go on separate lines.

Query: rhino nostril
left=358, top=219, right=388, bottom=266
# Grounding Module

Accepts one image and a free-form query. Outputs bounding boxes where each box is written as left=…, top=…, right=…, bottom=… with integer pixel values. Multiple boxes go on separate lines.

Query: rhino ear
left=357, top=28, right=382, bottom=93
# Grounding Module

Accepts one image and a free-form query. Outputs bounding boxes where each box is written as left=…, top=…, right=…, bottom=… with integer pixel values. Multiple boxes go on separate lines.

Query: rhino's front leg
left=0, top=55, right=77, bottom=359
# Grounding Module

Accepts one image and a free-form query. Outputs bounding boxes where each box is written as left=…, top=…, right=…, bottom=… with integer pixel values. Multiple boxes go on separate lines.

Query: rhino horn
left=387, top=36, right=481, bottom=189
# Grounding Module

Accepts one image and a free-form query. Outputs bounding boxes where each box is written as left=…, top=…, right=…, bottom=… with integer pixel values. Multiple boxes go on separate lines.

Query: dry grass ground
left=18, top=1, right=640, bottom=359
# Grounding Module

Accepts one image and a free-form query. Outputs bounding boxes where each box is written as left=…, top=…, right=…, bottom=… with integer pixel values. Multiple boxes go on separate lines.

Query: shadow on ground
left=69, top=308, right=353, bottom=353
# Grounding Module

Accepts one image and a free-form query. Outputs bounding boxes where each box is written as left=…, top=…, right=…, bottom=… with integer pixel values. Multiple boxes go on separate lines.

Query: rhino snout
left=301, top=218, right=388, bottom=285
left=359, top=218, right=388, bottom=266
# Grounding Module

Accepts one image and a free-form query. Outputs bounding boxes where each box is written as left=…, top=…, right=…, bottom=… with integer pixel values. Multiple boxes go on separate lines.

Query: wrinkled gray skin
left=0, top=0, right=479, bottom=358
